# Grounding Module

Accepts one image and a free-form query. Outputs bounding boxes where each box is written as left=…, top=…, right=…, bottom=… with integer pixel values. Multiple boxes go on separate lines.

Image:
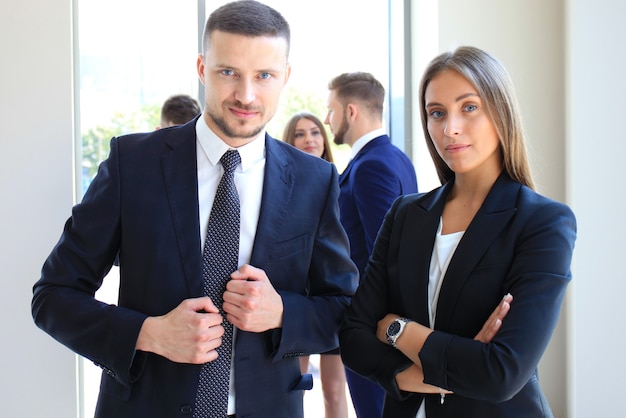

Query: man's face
left=325, top=90, right=350, bottom=146
left=197, top=30, right=291, bottom=146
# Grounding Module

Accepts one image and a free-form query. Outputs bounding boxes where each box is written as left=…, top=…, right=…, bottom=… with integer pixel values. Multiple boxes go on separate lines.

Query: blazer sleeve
left=339, top=196, right=415, bottom=397
left=31, top=136, right=147, bottom=388
left=419, top=196, right=577, bottom=402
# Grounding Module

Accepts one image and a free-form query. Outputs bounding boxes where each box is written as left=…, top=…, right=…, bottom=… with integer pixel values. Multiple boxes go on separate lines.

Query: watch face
left=388, top=320, right=401, bottom=337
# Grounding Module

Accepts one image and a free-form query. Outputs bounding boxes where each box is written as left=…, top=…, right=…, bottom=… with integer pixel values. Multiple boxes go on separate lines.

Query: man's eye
left=221, top=69, right=234, bottom=76
left=259, top=72, right=272, bottom=80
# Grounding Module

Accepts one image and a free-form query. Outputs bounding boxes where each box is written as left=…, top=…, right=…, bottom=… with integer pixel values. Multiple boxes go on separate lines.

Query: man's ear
left=346, top=103, right=358, bottom=121
left=196, top=54, right=206, bottom=85
left=283, top=63, right=292, bottom=85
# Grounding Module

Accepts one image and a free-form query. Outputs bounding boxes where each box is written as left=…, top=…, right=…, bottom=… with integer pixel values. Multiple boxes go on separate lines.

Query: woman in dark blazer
left=339, top=46, right=576, bottom=418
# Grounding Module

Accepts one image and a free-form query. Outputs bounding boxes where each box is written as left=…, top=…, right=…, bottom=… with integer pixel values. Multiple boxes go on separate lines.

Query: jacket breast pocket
left=268, top=233, right=310, bottom=260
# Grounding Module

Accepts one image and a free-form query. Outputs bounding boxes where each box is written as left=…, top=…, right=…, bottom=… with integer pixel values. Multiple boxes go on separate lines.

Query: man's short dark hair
left=204, top=0, right=290, bottom=55
left=328, top=72, right=385, bottom=117
left=161, top=94, right=201, bottom=126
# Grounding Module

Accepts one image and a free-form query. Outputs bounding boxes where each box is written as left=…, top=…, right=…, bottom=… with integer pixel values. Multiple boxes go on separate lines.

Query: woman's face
left=424, top=69, right=502, bottom=177
left=292, top=118, right=325, bottom=158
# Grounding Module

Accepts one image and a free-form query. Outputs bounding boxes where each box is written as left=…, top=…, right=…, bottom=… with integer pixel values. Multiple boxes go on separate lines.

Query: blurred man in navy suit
left=326, top=72, right=418, bottom=418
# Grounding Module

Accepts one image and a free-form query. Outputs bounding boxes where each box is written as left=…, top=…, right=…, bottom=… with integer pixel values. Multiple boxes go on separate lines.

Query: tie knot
left=220, top=150, right=241, bottom=175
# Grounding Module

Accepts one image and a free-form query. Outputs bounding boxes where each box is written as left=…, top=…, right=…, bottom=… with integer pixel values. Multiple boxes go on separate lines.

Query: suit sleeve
left=419, top=198, right=577, bottom=402
left=271, top=163, right=359, bottom=359
left=31, top=137, right=147, bottom=388
left=352, top=159, right=407, bottom=253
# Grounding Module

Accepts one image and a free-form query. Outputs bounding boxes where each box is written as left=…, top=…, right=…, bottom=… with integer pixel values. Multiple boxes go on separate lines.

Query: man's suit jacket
left=339, top=173, right=576, bottom=418
left=339, top=134, right=417, bottom=276
left=32, top=119, right=358, bottom=418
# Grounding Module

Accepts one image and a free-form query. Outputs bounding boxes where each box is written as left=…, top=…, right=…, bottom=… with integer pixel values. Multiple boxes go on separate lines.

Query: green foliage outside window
left=81, top=104, right=161, bottom=189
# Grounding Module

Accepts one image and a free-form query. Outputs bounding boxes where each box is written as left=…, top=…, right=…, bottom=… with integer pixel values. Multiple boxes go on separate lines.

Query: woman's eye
left=311, top=130, right=321, bottom=136
left=429, top=110, right=444, bottom=119
left=294, top=133, right=304, bottom=138
left=464, top=104, right=477, bottom=112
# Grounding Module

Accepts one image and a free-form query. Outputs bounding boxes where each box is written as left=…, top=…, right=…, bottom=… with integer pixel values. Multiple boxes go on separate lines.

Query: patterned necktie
left=194, top=150, right=241, bottom=418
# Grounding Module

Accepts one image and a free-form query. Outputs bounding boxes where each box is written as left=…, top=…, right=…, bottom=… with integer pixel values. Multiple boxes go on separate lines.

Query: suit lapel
left=339, top=159, right=354, bottom=185
left=161, top=124, right=203, bottom=297
left=398, top=184, right=450, bottom=326
left=249, top=135, right=294, bottom=267
left=339, top=135, right=389, bottom=185
left=434, top=174, right=520, bottom=330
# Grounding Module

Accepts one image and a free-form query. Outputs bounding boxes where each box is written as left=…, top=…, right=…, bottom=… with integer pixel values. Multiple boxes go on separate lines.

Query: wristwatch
left=386, top=317, right=410, bottom=348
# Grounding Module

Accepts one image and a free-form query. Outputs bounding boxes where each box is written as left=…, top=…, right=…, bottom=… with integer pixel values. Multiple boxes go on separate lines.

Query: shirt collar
left=195, top=116, right=266, bottom=171
left=350, top=127, right=386, bottom=159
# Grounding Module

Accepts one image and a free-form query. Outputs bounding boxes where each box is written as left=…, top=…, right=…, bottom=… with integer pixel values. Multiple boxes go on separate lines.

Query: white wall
left=567, top=1, right=626, bottom=417
left=0, top=0, right=78, bottom=417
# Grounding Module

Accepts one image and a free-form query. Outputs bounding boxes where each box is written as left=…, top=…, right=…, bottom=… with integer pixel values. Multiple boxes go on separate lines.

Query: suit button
left=180, top=405, right=192, bottom=415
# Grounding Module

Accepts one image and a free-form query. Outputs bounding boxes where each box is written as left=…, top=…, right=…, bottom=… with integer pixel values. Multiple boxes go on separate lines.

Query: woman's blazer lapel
left=396, top=184, right=449, bottom=326
left=435, top=174, right=520, bottom=331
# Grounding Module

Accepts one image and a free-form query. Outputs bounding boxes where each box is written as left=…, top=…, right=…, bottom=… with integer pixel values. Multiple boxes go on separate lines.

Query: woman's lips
left=446, top=144, right=470, bottom=153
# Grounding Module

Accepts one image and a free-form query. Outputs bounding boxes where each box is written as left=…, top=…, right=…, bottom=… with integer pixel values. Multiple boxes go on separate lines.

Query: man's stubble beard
left=332, top=112, right=350, bottom=146
left=207, top=103, right=267, bottom=141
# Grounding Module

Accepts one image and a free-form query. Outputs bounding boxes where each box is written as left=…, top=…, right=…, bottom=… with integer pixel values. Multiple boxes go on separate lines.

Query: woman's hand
left=474, top=293, right=513, bottom=342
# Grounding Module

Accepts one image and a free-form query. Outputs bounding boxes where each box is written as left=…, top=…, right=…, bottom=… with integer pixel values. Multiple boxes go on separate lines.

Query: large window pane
left=78, top=0, right=198, bottom=192
left=76, top=2, right=199, bottom=416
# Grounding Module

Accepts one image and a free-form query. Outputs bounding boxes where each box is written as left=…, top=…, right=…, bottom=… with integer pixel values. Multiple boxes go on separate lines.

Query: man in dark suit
left=31, top=2, right=358, bottom=417
left=325, top=72, right=418, bottom=418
